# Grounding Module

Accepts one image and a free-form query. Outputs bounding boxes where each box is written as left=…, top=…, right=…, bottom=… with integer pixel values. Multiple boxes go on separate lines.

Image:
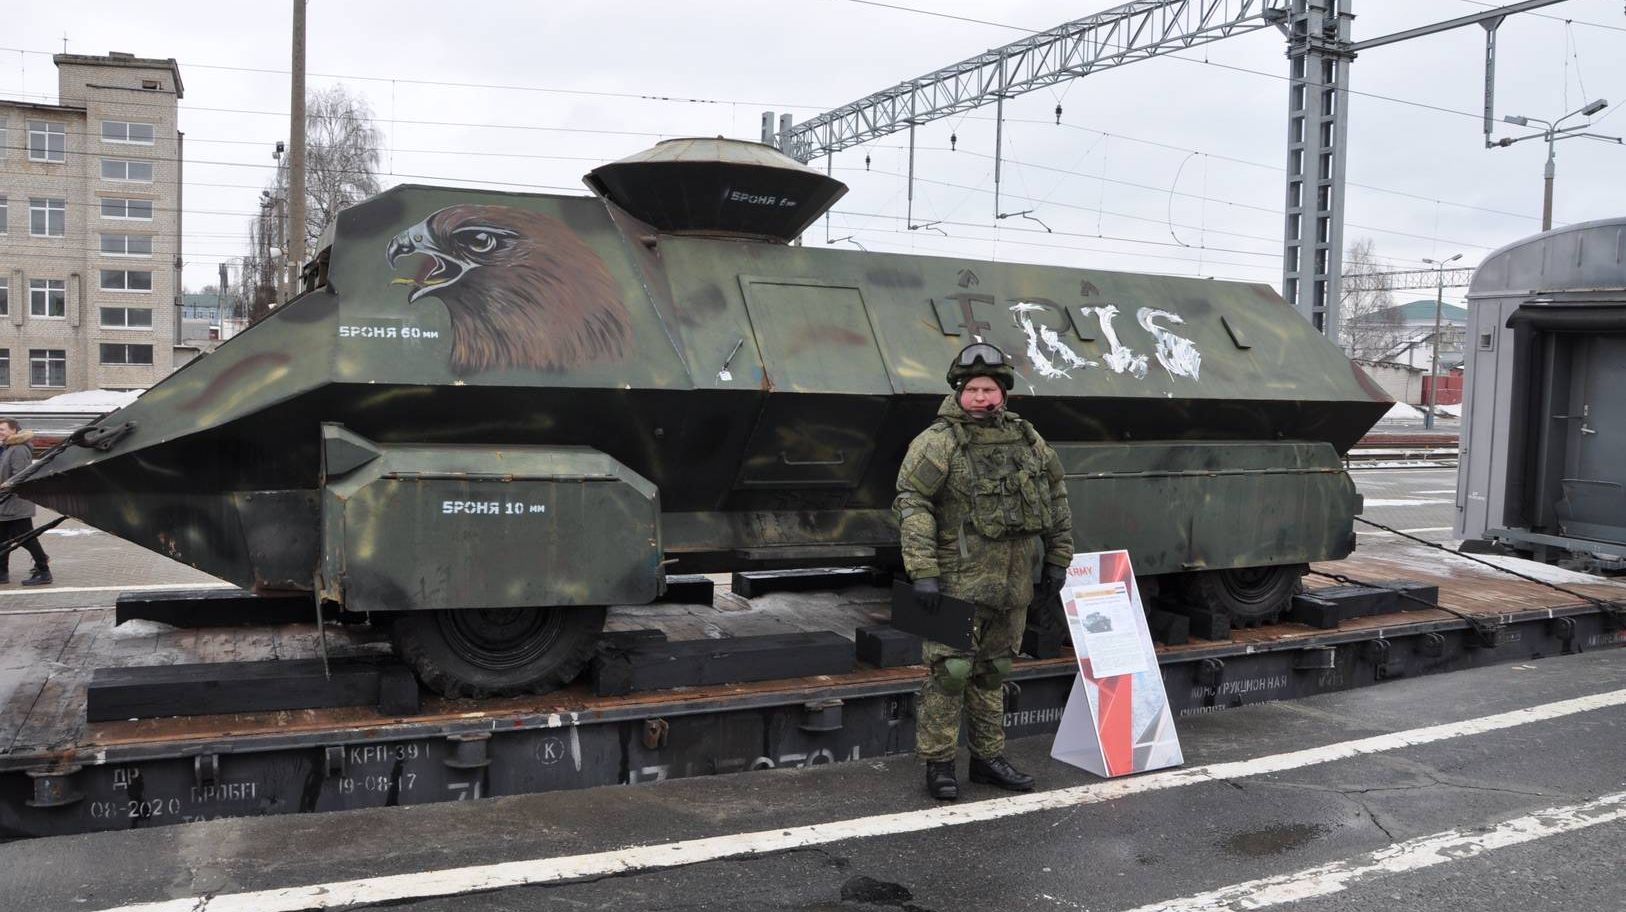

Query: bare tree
left=272, top=85, right=384, bottom=253
left=1339, top=237, right=1404, bottom=362
left=240, top=85, right=383, bottom=321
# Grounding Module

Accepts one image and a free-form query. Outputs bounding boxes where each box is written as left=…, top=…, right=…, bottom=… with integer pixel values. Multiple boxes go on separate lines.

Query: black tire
left=1181, top=564, right=1305, bottom=628
left=389, top=606, right=606, bottom=698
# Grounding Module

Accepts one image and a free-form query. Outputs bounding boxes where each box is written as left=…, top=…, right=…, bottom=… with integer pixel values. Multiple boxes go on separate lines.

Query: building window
left=100, top=343, right=153, bottom=366
left=100, top=269, right=154, bottom=292
left=0, top=349, right=8, bottom=387
left=30, top=349, right=66, bottom=388
left=0, top=196, right=7, bottom=233
left=29, top=279, right=67, bottom=318
left=141, top=79, right=161, bottom=90
left=0, top=279, right=7, bottom=316
left=30, top=198, right=66, bottom=237
left=100, top=306, right=153, bottom=329
left=101, top=121, right=155, bottom=145
left=27, top=121, right=66, bottom=162
left=101, top=158, right=155, bottom=183
left=100, top=233, right=153, bottom=257
left=101, top=197, right=154, bottom=221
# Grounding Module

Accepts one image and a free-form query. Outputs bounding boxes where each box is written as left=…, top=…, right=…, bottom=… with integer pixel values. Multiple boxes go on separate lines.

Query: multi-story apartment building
left=0, top=51, right=183, bottom=399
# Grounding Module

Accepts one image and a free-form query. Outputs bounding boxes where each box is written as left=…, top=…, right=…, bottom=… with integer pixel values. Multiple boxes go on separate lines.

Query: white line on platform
left=1114, top=790, right=1626, bottom=911
left=1, top=582, right=232, bottom=596
left=98, top=687, right=1626, bottom=912
left=1399, top=527, right=1454, bottom=534
left=1363, top=498, right=1453, bottom=507
left=0, top=605, right=113, bottom=615
left=1415, top=489, right=1458, bottom=494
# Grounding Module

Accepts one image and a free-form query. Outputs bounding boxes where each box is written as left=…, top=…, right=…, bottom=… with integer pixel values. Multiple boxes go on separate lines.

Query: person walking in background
left=1, top=417, right=54, bottom=586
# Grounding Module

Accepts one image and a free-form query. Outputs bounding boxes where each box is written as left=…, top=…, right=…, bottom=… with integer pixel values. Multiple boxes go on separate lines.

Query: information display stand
left=1050, top=550, right=1184, bottom=777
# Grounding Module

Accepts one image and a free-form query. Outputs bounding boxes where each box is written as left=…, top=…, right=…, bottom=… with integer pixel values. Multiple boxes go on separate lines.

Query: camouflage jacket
left=894, top=396, right=1073, bottom=609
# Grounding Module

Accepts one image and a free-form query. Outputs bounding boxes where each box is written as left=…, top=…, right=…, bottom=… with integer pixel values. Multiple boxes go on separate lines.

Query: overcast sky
left=7, top=0, right=1625, bottom=305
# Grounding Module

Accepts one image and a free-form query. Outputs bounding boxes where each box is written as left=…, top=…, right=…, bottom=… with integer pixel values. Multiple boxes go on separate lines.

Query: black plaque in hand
left=890, top=579, right=976, bottom=651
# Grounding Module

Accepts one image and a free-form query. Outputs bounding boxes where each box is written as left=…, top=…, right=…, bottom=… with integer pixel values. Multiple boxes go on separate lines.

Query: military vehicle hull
left=15, top=140, right=1388, bottom=695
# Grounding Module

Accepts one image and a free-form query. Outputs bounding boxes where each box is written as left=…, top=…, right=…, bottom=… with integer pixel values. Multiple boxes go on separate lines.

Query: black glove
left=913, top=576, right=942, bottom=614
left=1038, top=564, right=1068, bottom=600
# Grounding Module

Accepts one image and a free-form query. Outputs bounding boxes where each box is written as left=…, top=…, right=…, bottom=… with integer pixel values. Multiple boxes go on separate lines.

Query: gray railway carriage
left=1456, top=217, right=1626, bottom=570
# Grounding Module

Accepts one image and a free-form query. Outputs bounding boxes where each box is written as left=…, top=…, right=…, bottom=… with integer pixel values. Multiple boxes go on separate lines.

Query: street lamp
left=1420, top=254, right=1462, bottom=430
left=1499, top=98, right=1610, bottom=231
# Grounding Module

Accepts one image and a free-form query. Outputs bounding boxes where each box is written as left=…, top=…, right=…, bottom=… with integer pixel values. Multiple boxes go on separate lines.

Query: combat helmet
left=946, top=342, right=1015, bottom=391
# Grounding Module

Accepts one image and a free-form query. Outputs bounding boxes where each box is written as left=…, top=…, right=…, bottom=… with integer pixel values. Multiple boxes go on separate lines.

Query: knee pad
left=972, top=656, right=1013, bottom=689
left=933, top=657, right=974, bottom=694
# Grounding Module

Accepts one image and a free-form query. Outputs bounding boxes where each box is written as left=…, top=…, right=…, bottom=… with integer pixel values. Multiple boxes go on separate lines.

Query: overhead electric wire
left=1455, top=0, right=1626, bottom=34
left=0, top=52, right=1550, bottom=228
left=843, top=163, right=1500, bottom=253
left=0, top=46, right=828, bottom=111
left=15, top=116, right=1541, bottom=232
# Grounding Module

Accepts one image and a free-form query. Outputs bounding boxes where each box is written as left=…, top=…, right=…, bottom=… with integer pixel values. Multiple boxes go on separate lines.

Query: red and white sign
left=1050, top=550, right=1183, bottom=777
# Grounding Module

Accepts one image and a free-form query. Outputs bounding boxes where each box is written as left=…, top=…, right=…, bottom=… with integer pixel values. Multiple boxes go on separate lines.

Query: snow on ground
left=1442, top=551, right=1624, bottom=585
left=0, top=389, right=143, bottom=413
left=1383, top=402, right=1425, bottom=421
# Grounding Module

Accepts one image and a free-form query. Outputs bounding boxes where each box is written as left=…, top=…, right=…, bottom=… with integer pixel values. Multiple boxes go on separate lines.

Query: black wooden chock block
left=1184, top=608, right=1232, bottom=642
left=1291, top=581, right=1440, bottom=628
left=592, top=631, right=854, bottom=696
left=1147, top=609, right=1191, bottom=646
left=87, top=658, right=420, bottom=722
left=856, top=625, right=923, bottom=667
left=658, top=574, right=715, bottom=605
left=1287, top=594, right=1343, bottom=629
left=731, top=567, right=885, bottom=599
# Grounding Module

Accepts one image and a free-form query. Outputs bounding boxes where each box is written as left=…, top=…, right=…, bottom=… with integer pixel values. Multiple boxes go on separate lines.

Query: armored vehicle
left=12, top=138, right=1389, bottom=696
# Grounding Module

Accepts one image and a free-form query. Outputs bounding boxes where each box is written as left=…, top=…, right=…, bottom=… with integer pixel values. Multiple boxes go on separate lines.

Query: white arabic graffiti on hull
left=1137, top=307, right=1202, bottom=381
left=1006, top=301, right=1202, bottom=384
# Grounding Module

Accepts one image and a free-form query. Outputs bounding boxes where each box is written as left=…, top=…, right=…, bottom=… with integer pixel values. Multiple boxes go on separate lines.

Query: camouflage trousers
left=916, top=600, right=1029, bottom=762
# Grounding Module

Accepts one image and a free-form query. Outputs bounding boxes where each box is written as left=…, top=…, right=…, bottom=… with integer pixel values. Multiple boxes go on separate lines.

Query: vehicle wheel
left=390, top=606, right=606, bottom=698
left=1182, top=564, right=1305, bottom=628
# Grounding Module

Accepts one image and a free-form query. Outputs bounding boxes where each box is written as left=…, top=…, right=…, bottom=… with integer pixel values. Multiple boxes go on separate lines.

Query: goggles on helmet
left=954, top=342, right=1006, bottom=371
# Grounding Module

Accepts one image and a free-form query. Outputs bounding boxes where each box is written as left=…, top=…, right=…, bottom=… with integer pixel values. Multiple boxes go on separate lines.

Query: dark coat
left=0, top=430, right=38, bottom=520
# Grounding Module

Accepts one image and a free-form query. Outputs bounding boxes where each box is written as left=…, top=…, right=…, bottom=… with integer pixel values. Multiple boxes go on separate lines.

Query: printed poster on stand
left=1050, top=549, right=1184, bottom=777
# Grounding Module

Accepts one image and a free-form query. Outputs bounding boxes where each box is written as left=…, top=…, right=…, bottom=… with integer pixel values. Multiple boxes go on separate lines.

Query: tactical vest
left=942, top=417, right=1054, bottom=541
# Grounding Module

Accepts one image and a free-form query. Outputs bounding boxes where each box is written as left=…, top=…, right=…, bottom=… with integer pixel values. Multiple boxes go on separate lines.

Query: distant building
left=1372, top=299, right=1476, bottom=370
left=174, top=290, right=249, bottom=367
left=0, top=51, right=183, bottom=398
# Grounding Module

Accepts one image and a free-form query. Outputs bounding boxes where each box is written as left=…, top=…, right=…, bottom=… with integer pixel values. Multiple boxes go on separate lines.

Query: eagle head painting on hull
left=385, top=205, right=631, bottom=374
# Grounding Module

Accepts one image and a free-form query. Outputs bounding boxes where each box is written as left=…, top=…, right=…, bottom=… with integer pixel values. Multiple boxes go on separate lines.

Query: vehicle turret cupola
left=584, top=137, right=847, bottom=243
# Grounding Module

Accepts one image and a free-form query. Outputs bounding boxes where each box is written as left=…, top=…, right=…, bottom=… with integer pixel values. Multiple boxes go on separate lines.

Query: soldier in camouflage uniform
left=895, top=343, right=1073, bottom=800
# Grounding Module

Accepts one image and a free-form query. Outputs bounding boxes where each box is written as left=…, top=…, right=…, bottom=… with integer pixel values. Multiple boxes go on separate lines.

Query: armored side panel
left=1459, top=217, right=1626, bottom=559
left=1057, top=441, right=1358, bottom=575
left=318, top=425, right=660, bottom=613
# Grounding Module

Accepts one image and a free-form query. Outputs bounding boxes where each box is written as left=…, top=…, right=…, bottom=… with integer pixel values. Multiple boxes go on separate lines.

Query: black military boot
left=21, top=564, right=52, bottom=587
left=970, top=755, right=1035, bottom=792
left=925, top=761, right=959, bottom=801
